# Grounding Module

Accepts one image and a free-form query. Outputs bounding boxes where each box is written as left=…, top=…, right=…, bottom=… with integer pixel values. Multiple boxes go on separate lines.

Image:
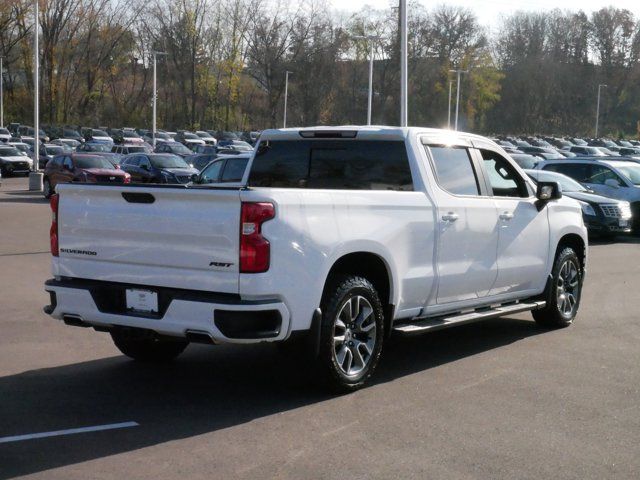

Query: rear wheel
left=111, top=330, right=188, bottom=362
left=318, top=275, right=384, bottom=392
left=533, top=247, right=582, bottom=328
left=43, top=178, right=52, bottom=199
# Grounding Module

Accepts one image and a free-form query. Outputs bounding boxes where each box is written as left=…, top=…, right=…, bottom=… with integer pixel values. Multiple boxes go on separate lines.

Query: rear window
left=249, top=140, right=413, bottom=191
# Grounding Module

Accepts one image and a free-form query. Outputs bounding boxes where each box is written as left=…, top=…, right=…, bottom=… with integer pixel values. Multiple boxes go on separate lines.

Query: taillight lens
left=50, top=194, right=59, bottom=257
left=124, top=174, right=131, bottom=184
left=240, top=202, right=275, bottom=273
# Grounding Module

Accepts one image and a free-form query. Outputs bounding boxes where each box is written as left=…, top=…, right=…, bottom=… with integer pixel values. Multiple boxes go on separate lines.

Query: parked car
left=0, top=145, right=33, bottom=176
left=119, top=153, right=198, bottom=183
left=112, top=129, right=144, bottom=145
left=0, top=127, right=11, bottom=143
left=184, top=153, right=219, bottom=171
left=8, top=142, right=31, bottom=157
left=569, top=146, right=607, bottom=157
left=58, top=127, right=84, bottom=143
left=526, top=169, right=632, bottom=238
left=537, top=159, right=640, bottom=232
left=588, top=139, right=621, bottom=153
left=82, top=128, right=113, bottom=144
left=45, top=126, right=587, bottom=392
left=509, top=153, right=541, bottom=169
left=154, top=141, right=194, bottom=158
left=76, top=141, right=121, bottom=165
left=195, top=131, right=217, bottom=145
left=50, top=138, right=80, bottom=150
left=240, top=131, right=260, bottom=145
left=519, top=146, right=564, bottom=160
left=618, top=147, right=640, bottom=158
left=42, top=153, right=130, bottom=198
left=217, top=140, right=253, bottom=153
left=142, top=131, right=174, bottom=145
left=111, top=144, right=152, bottom=156
left=213, top=130, right=239, bottom=141
left=34, top=144, right=66, bottom=168
left=192, top=144, right=218, bottom=155
left=191, top=154, right=251, bottom=184
left=18, top=126, right=49, bottom=142
left=175, top=131, right=205, bottom=149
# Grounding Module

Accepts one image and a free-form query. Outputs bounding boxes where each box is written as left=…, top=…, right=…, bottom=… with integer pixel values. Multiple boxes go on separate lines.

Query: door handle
left=442, top=212, right=459, bottom=222
left=499, top=211, right=515, bottom=221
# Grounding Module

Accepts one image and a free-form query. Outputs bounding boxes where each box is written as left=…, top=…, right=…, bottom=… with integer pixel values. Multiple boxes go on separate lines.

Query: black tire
left=43, top=178, right=52, bottom=199
left=317, top=275, right=385, bottom=392
left=111, top=330, right=188, bottom=362
left=533, top=247, right=583, bottom=328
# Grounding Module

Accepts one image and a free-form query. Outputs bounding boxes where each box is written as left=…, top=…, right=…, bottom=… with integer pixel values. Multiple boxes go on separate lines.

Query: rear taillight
left=50, top=194, right=59, bottom=257
left=124, top=174, right=131, bottom=184
left=240, top=202, right=275, bottom=273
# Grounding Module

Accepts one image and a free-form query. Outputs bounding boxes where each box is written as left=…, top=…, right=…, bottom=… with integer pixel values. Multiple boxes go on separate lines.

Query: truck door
left=479, top=149, right=550, bottom=296
left=423, top=142, right=500, bottom=305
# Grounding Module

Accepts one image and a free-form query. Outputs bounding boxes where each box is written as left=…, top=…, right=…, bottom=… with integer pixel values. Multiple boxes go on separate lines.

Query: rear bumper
left=44, top=278, right=291, bottom=344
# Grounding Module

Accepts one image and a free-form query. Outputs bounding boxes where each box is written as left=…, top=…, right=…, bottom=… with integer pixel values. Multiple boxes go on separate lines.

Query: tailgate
left=54, top=184, right=241, bottom=293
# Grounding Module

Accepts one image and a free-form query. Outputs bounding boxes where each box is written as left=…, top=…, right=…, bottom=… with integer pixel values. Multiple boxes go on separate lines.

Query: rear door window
left=221, top=157, right=249, bottom=182
left=427, top=146, right=480, bottom=196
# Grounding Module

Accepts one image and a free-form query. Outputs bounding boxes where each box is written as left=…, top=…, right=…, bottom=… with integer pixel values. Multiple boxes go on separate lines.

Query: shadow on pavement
left=0, top=190, right=48, bottom=205
left=0, top=317, right=544, bottom=478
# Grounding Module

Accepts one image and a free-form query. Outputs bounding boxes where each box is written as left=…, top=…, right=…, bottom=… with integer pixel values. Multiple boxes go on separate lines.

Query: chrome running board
left=393, top=301, right=546, bottom=336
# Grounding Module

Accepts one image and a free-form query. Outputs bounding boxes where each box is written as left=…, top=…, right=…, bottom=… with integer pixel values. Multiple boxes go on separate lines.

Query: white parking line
left=0, top=421, right=139, bottom=444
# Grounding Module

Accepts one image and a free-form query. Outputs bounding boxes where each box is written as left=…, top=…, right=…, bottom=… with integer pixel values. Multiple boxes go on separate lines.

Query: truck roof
left=259, top=126, right=492, bottom=144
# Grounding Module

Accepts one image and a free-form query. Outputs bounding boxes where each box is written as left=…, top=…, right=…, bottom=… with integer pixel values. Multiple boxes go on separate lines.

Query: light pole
left=0, top=57, right=4, bottom=128
left=595, top=83, right=607, bottom=138
left=399, top=0, right=408, bottom=127
left=449, top=68, right=468, bottom=131
left=447, top=79, right=453, bottom=129
left=283, top=70, right=292, bottom=128
left=29, top=0, right=42, bottom=190
left=353, top=35, right=380, bottom=125
left=152, top=51, right=167, bottom=148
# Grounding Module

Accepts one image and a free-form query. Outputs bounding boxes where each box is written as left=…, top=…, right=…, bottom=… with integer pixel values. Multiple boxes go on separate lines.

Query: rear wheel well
left=556, top=234, right=586, bottom=272
left=323, top=252, right=394, bottom=335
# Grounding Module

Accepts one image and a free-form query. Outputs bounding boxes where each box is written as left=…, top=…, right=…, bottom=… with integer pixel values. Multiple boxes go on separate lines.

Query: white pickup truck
left=45, top=127, right=587, bottom=391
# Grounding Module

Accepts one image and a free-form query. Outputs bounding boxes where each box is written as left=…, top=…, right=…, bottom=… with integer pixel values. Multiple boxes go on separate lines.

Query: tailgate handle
left=121, top=192, right=155, bottom=204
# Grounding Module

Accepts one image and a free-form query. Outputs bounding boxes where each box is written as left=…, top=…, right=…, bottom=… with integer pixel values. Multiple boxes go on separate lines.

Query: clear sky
left=330, top=0, right=640, bottom=28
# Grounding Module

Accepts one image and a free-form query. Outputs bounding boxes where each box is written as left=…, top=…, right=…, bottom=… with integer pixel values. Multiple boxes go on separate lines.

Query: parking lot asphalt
left=1, top=176, right=639, bottom=480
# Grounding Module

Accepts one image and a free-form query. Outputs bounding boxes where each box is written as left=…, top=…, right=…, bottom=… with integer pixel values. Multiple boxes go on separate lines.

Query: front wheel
left=111, top=330, right=189, bottom=362
left=533, top=247, right=583, bottom=328
left=318, top=275, right=385, bottom=392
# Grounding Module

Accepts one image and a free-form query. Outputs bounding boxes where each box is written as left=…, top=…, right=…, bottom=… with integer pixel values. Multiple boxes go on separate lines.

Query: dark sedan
left=154, top=142, right=194, bottom=158
left=120, top=153, right=199, bottom=184
left=525, top=169, right=632, bottom=238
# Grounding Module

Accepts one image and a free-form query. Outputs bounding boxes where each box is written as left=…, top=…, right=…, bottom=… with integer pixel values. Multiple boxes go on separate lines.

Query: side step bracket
left=393, top=301, right=546, bottom=336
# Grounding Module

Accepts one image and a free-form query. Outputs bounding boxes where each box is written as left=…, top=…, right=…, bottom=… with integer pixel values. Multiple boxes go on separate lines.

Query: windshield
left=75, top=156, right=115, bottom=169
left=0, top=128, right=9, bottom=135
left=156, top=132, right=170, bottom=139
left=93, top=130, right=109, bottom=137
left=127, top=146, right=148, bottom=153
left=183, top=133, right=199, bottom=139
left=169, top=144, right=192, bottom=154
left=84, top=143, right=111, bottom=152
left=123, top=131, right=140, bottom=138
left=150, top=155, right=189, bottom=168
left=197, top=132, right=213, bottom=138
left=12, top=144, right=29, bottom=153
left=531, top=171, right=587, bottom=192
left=617, top=165, right=640, bottom=185
left=0, top=147, right=21, bottom=156
left=63, top=129, right=80, bottom=137
left=44, top=146, right=64, bottom=155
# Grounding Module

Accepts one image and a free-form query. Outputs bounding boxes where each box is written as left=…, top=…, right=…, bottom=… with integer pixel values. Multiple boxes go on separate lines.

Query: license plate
left=125, top=289, right=158, bottom=313
left=619, top=219, right=629, bottom=227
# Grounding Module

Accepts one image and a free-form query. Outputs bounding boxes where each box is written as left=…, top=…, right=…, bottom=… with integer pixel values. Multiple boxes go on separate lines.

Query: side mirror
left=190, top=173, right=199, bottom=183
left=604, top=178, right=620, bottom=189
left=536, top=181, right=562, bottom=210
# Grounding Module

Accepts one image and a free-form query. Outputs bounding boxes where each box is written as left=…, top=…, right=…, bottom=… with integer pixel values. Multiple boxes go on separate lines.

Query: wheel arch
left=322, top=251, right=396, bottom=337
left=556, top=233, right=586, bottom=273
